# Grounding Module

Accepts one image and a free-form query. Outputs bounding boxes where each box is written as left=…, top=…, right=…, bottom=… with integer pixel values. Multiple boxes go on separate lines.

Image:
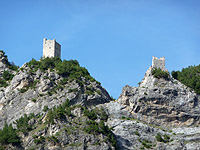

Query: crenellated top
left=152, top=56, right=166, bottom=71
left=43, top=38, right=61, bottom=58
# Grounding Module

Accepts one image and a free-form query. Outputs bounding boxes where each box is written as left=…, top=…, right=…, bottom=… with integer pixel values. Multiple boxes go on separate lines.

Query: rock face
left=0, top=51, right=16, bottom=76
left=0, top=63, right=111, bottom=128
left=118, top=67, right=200, bottom=128
left=1, top=52, right=200, bottom=150
left=18, top=105, right=115, bottom=150
left=0, top=55, right=115, bottom=150
left=98, top=100, right=200, bottom=150
left=99, top=67, right=200, bottom=150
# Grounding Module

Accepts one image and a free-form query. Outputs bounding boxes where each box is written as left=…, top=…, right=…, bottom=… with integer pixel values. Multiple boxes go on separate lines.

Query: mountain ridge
left=0, top=51, right=200, bottom=149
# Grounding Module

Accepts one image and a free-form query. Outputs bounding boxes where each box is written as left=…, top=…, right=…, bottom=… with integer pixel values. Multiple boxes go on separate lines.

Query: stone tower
left=152, top=56, right=166, bottom=71
left=43, top=38, right=61, bottom=58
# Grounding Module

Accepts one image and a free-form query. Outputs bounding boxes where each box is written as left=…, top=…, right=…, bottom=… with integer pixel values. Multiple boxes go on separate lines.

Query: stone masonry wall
left=152, top=56, right=165, bottom=71
left=43, top=38, right=61, bottom=58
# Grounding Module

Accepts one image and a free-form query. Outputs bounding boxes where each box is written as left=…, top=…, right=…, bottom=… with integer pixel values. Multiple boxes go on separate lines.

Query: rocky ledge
left=118, top=67, right=200, bottom=128
left=0, top=54, right=115, bottom=150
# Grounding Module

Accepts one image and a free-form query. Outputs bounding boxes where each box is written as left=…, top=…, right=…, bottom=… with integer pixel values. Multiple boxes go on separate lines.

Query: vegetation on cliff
left=0, top=123, right=20, bottom=146
left=0, top=71, right=15, bottom=88
left=151, top=68, right=169, bottom=79
left=0, top=99, right=116, bottom=149
left=0, top=50, right=18, bottom=71
left=172, top=65, right=200, bottom=94
left=27, top=57, right=100, bottom=85
left=0, top=51, right=17, bottom=88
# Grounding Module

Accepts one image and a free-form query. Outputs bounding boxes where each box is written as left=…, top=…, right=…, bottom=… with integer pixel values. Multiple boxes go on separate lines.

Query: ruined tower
left=152, top=56, right=166, bottom=71
left=43, top=38, right=61, bottom=58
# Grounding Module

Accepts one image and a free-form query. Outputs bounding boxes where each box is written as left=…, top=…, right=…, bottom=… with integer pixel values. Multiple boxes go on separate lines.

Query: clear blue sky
left=1, top=0, right=200, bottom=98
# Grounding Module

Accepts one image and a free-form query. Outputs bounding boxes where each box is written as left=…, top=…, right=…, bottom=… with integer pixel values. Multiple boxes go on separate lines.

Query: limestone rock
left=0, top=63, right=111, bottom=129
left=1, top=53, right=200, bottom=149
left=0, top=51, right=16, bottom=77
left=118, top=67, right=200, bottom=128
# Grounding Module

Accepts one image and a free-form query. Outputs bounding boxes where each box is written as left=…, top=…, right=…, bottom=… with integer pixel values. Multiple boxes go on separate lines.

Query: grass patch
left=155, top=133, right=171, bottom=143
left=31, top=98, right=37, bottom=102
left=19, top=88, right=28, bottom=93
left=134, top=130, right=140, bottom=136
left=139, top=139, right=153, bottom=149
left=67, top=143, right=82, bottom=147
left=32, top=124, right=47, bottom=135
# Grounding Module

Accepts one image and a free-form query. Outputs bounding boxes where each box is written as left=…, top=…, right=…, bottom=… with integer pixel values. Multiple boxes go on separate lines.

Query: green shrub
left=85, top=90, right=94, bottom=95
left=151, top=68, right=169, bottom=79
left=19, top=88, right=28, bottom=93
left=155, top=133, right=170, bottom=143
left=155, top=133, right=163, bottom=142
left=55, top=84, right=64, bottom=91
left=43, top=105, right=49, bottom=112
left=47, top=136, right=58, bottom=143
left=3, top=71, right=14, bottom=81
left=28, top=58, right=40, bottom=70
left=46, top=109, right=54, bottom=124
left=163, top=134, right=170, bottom=142
left=142, top=142, right=152, bottom=148
left=139, top=139, right=152, bottom=148
left=27, top=57, right=101, bottom=85
left=171, top=65, right=200, bottom=94
left=33, top=136, right=45, bottom=144
left=68, top=88, right=78, bottom=93
left=83, top=108, right=97, bottom=120
left=121, top=116, right=126, bottom=120
left=140, top=147, right=145, bottom=150
left=31, top=98, right=37, bottom=102
left=43, top=76, right=49, bottom=79
left=84, top=120, right=100, bottom=134
left=30, top=80, right=39, bottom=89
left=98, top=108, right=108, bottom=121
left=60, top=78, right=68, bottom=85
left=0, top=146, right=5, bottom=150
left=171, top=71, right=178, bottom=79
left=96, top=90, right=101, bottom=95
left=84, top=120, right=116, bottom=147
left=63, top=99, right=70, bottom=107
left=65, top=107, right=71, bottom=116
left=0, top=78, right=8, bottom=87
left=0, top=51, right=18, bottom=71
left=26, top=57, right=101, bottom=96
left=110, top=96, right=116, bottom=101
left=0, top=123, right=20, bottom=145
left=14, top=114, right=33, bottom=134
left=45, top=99, right=71, bottom=124
left=134, top=130, right=140, bottom=136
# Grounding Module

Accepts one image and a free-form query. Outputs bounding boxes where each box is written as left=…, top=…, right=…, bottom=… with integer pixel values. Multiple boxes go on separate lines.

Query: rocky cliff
left=116, top=66, right=200, bottom=149
left=0, top=53, right=114, bottom=150
left=0, top=63, right=110, bottom=128
left=1, top=51, right=200, bottom=150
left=118, top=67, right=200, bottom=127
